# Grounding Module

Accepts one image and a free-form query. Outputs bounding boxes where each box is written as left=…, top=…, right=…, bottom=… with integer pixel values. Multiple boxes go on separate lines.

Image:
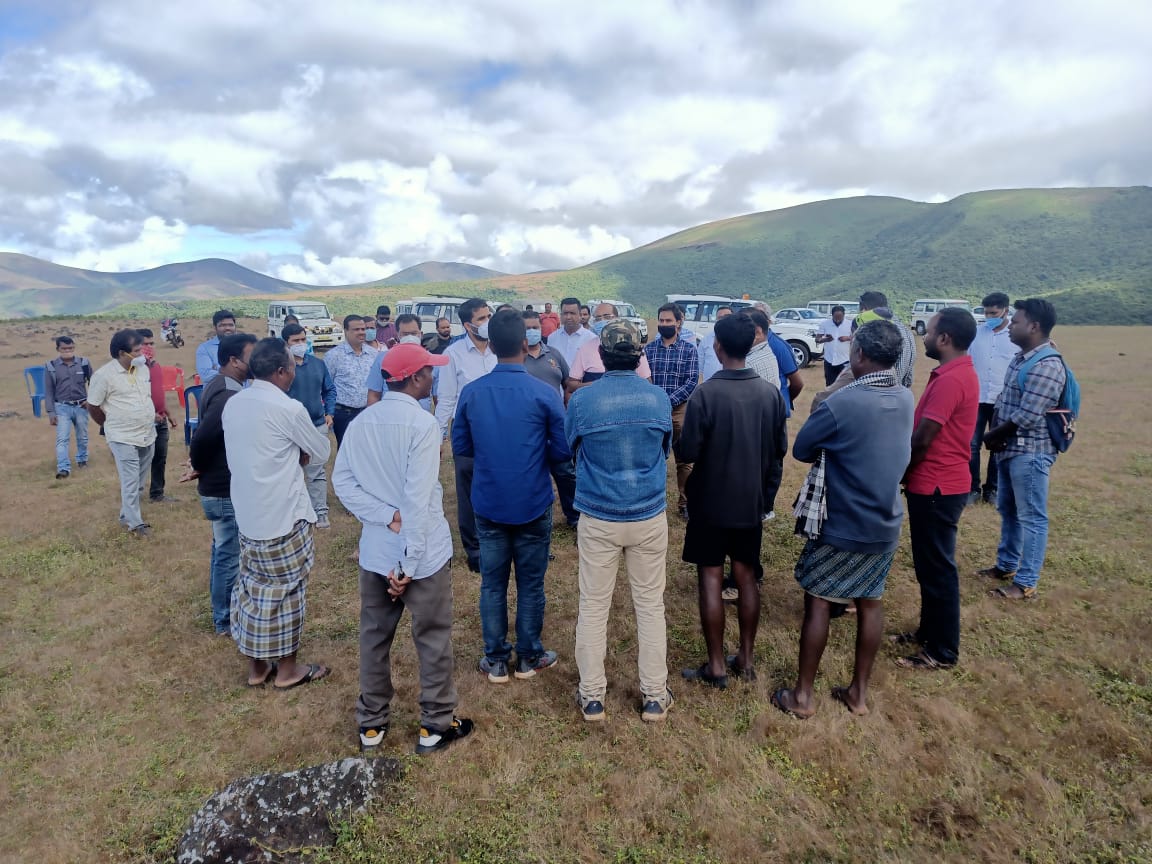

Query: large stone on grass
left=176, top=756, right=402, bottom=864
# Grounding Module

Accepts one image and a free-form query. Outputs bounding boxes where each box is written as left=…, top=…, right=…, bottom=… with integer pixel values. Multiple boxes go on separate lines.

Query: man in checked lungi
left=333, top=342, right=475, bottom=755
left=773, top=320, right=914, bottom=719
left=223, top=338, right=333, bottom=689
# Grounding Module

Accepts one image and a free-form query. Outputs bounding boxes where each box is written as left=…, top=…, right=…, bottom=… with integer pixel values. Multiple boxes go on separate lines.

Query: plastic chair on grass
left=161, top=365, right=186, bottom=407
left=24, top=366, right=46, bottom=418
left=184, top=384, right=203, bottom=446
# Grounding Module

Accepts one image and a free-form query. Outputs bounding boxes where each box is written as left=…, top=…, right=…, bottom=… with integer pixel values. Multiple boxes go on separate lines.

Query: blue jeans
left=995, top=452, right=1055, bottom=589
left=477, top=508, right=552, bottom=662
left=200, top=495, right=240, bottom=633
left=54, top=403, right=89, bottom=472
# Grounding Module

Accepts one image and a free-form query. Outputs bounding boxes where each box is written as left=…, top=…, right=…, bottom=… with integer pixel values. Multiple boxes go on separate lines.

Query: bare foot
left=246, top=660, right=276, bottom=687
left=830, top=685, right=870, bottom=716
left=771, top=687, right=815, bottom=719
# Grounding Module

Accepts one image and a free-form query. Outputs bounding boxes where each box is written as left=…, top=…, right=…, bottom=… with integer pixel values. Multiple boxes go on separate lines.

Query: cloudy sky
left=1, top=0, right=1149, bottom=284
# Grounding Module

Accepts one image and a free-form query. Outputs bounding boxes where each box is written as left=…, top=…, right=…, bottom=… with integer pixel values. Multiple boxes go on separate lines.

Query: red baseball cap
left=380, top=343, right=449, bottom=381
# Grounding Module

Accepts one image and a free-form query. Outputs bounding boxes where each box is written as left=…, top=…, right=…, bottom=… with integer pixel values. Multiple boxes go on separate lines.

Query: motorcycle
left=163, top=319, right=185, bottom=349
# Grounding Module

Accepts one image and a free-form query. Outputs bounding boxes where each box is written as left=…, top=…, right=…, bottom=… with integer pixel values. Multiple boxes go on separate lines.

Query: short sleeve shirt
left=906, top=355, right=979, bottom=495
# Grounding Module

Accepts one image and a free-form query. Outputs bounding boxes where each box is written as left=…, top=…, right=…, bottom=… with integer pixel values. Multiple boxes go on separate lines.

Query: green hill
left=380, top=261, right=507, bottom=285
left=581, top=187, right=1152, bottom=324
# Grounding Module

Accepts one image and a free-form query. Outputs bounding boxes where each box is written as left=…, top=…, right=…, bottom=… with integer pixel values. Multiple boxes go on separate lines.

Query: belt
left=335, top=404, right=364, bottom=412
left=59, top=400, right=86, bottom=406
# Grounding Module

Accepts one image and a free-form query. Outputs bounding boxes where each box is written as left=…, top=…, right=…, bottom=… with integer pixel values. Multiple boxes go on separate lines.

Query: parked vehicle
left=971, top=306, right=987, bottom=324
left=267, top=301, right=344, bottom=349
left=666, top=294, right=822, bottom=368
left=807, top=300, right=860, bottom=318
left=588, top=299, right=649, bottom=342
left=773, top=307, right=826, bottom=323
left=161, top=318, right=184, bottom=349
left=910, top=298, right=973, bottom=334
left=395, top=296, right=500, bottom=337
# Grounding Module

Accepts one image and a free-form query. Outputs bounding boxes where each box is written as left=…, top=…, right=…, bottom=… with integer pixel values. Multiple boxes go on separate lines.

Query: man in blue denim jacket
left=566, top=320, right=675, bottom=723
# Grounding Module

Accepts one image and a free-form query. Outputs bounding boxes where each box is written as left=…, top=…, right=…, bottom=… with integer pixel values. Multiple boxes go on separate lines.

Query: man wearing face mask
left=363, top=314, right=383, bottom=351
left=374, top=305, right=399, bottom=348
left=137, top=329, right=179, bottom=504
left=568, top=302, right=652, bottom=391
left=367, top=314, right=437, bottom=412
left=968, top=293, right=1016, bottom=506
left=86, top=329, right=158, bottom=536
left=644, top=303, right=699, bottom=520
left=284, top=323, right=336, bottom=529
left=324, top=315, right=379, bottom=449
left=523, top=309, right=579, bottom=527
left=188, top=333, right=259, bottom=634
left=435, top=299, right=497, bottom=572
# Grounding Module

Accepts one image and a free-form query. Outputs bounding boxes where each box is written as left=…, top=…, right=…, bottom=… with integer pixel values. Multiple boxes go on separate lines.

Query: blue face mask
left=525, top=329, right=542, bottom=346
left=364, top=328, right=377, bottom=341
left=591, top=319, right=609, bottom=335
left=985, top=317, right=1004, bottom=329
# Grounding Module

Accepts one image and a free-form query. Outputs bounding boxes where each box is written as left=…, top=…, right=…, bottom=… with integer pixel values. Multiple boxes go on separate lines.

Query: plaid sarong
left=231, top=520, right=315, bottom=660
left=792, top=369, right=899, bottom=540
left=794, top=539, right=896, bottom=601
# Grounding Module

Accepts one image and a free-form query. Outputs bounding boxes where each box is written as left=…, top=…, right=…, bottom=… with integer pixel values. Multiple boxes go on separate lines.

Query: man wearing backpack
left=979, top=298, right=1071, bottom=600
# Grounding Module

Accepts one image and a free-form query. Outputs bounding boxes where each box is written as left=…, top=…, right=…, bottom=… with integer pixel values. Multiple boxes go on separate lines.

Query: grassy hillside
left=583, top=187, right=1152, bottom=323
left=380, top=261, right=508, bottom=285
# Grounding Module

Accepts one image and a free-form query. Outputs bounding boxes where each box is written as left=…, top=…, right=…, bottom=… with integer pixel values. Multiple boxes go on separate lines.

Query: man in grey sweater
left=773, top=320, right=914, bottom=719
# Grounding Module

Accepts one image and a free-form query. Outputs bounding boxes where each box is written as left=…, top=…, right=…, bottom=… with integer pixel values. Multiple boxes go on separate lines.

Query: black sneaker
left=577, top=693, right=606, bottom=722
left=478, top=656, right=509, bottom=684
left=55, top=470, right=69, bottom=480
left=359, top=724, right=388, bottom=753
left=415, top=716, right=474, bottom=755
left=641, top=690, right=674, bottom=722
left=515, top=650, right=558, bottom=680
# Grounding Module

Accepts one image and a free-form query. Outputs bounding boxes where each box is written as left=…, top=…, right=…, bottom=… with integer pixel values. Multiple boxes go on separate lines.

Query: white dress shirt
left=434, top=336, right=498, bottom=438
left=817, top=319, right=854, bottom=366
left=699, top=331, right=722, bottom=381
left=332, top=392, right=452, bottom=579
left=223, top=380, right=332, bottom=540
left=969, top=322, right=1018, bottom=404
left=546, top=326, right=597, bottom=368
left=87, top=360, right=157, bottom=448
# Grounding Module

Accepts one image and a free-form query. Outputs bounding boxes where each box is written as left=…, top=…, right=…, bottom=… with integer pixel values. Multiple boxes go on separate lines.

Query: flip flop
left=894, top=652, right=955, bottom=671
left=681, top=664, right=728, bottom=690
left=725, top=654, right=757, bottom=682
left=273, top=663, right=331, bottom=691
left=246, top=662, right=277, bottom=688
left=770, top=687, right=812, bottom=720
left=830, top=686, right=870, bottom=716
left=887, top=631, right=921, bottom=646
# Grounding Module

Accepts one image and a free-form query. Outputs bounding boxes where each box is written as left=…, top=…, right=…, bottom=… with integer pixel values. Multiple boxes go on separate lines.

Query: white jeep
left=587, top=299, right=648, bottom=343
left=665, top=294, right=823, bottom=368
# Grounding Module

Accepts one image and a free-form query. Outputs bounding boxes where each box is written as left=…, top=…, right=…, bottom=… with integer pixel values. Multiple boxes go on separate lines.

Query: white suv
left=665, top=294, right=823, bottom=369
left=587, top=299, right=648, bottom=342
left=910, top=298, right=973, bottom=334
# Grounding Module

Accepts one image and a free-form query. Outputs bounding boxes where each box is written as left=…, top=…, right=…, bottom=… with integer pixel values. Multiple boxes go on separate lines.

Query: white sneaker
left=762, top=511, right=776, bottom=522
left=316, top=514, right=331, bottom=529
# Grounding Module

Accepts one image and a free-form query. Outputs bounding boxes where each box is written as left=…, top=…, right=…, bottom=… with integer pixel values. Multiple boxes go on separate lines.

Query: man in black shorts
left=676, top=313, right=788, bottom=688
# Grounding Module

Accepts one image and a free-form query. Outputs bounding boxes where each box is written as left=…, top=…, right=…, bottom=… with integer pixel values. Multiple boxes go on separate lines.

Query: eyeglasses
left=377, top=317, right=390, bottom=323
left=593, top=313, right=615, bottom=322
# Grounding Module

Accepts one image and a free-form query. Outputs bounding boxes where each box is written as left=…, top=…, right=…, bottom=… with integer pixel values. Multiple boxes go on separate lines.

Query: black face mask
left=658, top=325, right=678, bottom=340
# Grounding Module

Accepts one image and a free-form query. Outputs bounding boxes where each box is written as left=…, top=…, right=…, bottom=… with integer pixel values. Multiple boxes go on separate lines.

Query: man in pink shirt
left=567, top=302, right=651, bottom=392
left=894, top=308, right=979, bottom=671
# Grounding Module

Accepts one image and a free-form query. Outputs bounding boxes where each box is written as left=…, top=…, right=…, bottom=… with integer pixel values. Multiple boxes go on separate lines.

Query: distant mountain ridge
left=380, top=261, right=507, bottom=285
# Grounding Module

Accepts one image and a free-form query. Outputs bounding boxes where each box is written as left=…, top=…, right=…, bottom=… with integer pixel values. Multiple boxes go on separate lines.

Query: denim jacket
left=565, top=370, right=673, bottom=522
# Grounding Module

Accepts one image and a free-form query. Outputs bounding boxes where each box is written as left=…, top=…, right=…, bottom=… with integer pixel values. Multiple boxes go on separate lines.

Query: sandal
left=273, top=663, right=331, bottom=690
left=887, top=631, right=921, bottom=646
left=725, top=655, right=757, bottom=682
left=830, top=686, right=870, bottom=716
left=895, top=652, right=955, bottom=671
left=681, top=664, right=728, bottom=690
left=771, top=687, right=812, bottom=719
left=989, top=584, right=1037, bottom=601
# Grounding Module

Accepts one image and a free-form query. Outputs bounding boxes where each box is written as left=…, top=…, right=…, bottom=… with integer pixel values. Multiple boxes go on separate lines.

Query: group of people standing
left=41, top=289, right=1071, bottom=752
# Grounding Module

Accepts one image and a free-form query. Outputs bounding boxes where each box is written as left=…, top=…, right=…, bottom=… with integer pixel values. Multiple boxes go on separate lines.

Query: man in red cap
left=333, top=342, right=474, bottom=755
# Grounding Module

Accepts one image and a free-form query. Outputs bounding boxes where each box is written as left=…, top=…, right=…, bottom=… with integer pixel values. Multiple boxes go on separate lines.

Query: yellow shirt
left=88, top=360, right=157, bottom=448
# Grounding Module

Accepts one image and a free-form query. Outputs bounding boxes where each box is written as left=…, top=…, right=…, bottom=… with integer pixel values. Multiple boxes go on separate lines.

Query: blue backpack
left=1016, top=346, right=1080, bottom=453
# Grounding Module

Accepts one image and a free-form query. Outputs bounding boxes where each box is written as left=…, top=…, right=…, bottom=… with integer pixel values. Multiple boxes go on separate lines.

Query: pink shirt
left=570, top=338, right=651, bottom=382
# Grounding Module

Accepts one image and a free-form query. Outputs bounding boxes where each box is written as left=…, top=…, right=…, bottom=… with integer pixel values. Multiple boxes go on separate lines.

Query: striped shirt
left=992, top=342, right=1065, bottom=457
left=643, top=338, right=699, bottom=407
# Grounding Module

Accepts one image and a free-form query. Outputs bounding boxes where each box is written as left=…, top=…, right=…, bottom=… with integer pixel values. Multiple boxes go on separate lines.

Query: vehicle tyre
left=788, top=340, right=811, bottom=368
left=915, top=321, right=926, bottom=335
left=175, top=336, right=185, bottom=348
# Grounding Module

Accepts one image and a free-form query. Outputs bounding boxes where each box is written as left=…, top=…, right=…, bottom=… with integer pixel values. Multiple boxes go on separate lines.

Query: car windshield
left=797, top=309, right=820, bottom=319
left=615, top=304, right=637, bottom=317
left=288, top=305, right=330, bottom=320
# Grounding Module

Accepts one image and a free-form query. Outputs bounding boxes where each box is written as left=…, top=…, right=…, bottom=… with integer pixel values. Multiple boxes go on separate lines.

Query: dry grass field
left=1, top=318, right=1150, bottom=864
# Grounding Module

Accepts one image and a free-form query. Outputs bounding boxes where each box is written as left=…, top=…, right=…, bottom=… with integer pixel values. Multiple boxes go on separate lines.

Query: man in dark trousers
left=137, top=329, right=178, bottom=503
left=676, top=313, right=787, bottom=687
left=284, top=322, right=336, bottom=529
left=895, top=308, right=978, bottom=670
left=188, top=333, right=258, bottom=636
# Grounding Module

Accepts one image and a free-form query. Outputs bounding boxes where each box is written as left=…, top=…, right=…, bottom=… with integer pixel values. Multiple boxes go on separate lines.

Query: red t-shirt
left=906, top=355, right=979, bottom=496
left=146, top=360, right=167, bottom=417
left=539, top=312, right=561, bottom=338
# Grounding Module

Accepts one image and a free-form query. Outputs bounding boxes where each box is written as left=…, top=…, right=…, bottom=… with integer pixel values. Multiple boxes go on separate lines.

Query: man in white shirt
left=816, top=306, right=853, bottom=386
left=434, top=298, right=496, bottom=572
left=86, top=329, right=158, bottom=536
left=223, top=337, right=333, bottom=690
left=698, top=305, right=732, bottom=381
left=547, top=297, right=597, bottom=368
left=333, top=342, right=474, bottom=756
left=968, top=293, right=1017, bottom=505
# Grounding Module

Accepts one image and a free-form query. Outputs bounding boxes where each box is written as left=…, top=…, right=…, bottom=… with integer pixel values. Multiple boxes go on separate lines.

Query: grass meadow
left=1, top=319, right=1150, bottom=863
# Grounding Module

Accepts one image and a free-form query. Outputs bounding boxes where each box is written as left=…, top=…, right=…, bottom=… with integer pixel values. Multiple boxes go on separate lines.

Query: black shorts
left=682, top=521, right=763, bottom=567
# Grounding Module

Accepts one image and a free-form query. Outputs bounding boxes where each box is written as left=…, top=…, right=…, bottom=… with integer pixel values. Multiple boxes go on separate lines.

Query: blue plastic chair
left=24, top=366, right=46, bottom=418
left=184, top=384, right=203, bottom=446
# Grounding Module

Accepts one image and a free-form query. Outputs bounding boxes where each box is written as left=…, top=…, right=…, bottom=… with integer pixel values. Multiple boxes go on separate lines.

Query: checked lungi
left=794, top=539, right=896, bottom=603
left=231, top=519, right=315, bottom=659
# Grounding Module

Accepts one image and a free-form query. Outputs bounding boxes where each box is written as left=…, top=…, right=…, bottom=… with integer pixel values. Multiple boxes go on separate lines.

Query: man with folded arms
left=224, top=338, right=332, bottom=689
left=334, top=342, right=474, bottom=755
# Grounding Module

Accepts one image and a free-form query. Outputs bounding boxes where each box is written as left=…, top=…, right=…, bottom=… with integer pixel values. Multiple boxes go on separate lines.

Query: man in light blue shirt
left=195, top=310, right=237, bottom=384
left=324, top=315, right=379, bottom=448
left=698, top=305, right=733, bottom=381
left=367, top=313, right=436, bottom=412
left=333, top=341, right=473, bottom=756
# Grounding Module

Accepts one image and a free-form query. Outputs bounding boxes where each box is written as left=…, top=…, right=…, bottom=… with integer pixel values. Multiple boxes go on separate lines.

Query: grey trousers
left=108, top=440, right=155, bottom=530
left=303, top=457, right=329, bottom=517
left=357, top=560, right=457, bottom=732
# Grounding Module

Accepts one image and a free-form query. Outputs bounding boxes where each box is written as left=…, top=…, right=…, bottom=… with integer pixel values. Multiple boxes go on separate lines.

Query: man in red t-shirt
left=895, top=308, right=979, bottom=671
left=539, top=302, right=561, bottom=338
left=138, top=329, right=180, bottom=503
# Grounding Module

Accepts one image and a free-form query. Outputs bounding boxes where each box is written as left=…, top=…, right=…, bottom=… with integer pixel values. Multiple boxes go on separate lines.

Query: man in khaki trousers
left=565, top=320, right=674, bottom=723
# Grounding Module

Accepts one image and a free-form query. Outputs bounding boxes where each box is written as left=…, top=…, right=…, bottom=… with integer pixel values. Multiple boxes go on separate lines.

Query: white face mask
left=399, top=334, right=422, bottom=345
left=130, top=354, right=148, bottom=368
left=289, top=343, right=308, bottom=358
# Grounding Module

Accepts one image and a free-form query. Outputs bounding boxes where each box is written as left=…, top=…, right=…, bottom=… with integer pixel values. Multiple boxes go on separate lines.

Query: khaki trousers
left=671, top=401, right=692, bottom=510
left=575, top=513, right=669, bottom=701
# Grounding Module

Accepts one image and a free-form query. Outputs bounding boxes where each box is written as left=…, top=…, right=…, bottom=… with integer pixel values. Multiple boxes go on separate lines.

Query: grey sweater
left=793, top=384, right=914, bottom=553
